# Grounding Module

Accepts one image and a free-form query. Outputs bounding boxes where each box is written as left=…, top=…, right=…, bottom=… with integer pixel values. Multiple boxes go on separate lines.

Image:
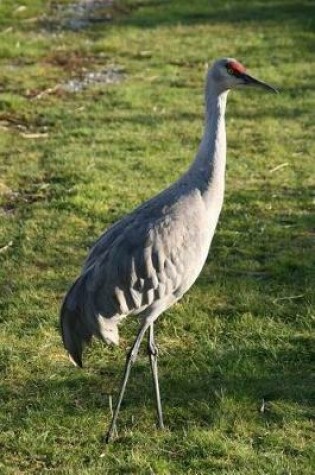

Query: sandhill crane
left=60, top=58, right=277, bottom=442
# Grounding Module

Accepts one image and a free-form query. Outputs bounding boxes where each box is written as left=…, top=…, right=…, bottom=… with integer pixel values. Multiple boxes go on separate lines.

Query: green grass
left=0, top=0, right=314, bottom=473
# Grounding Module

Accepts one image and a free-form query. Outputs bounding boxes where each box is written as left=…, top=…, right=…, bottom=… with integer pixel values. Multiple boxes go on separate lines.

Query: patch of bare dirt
left=41, top=0, right=121, bottom=31
left=25, top=65, right=124, bottom=99
left=62, top=65, right=124, bottom=92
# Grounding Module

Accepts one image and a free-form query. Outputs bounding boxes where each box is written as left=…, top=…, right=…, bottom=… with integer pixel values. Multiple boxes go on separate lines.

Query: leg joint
left=148, top=341, right=158, bottom=357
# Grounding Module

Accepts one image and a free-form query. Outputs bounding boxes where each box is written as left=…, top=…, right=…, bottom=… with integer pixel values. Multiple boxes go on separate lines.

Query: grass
left=0, top=0, right=314, bottom=473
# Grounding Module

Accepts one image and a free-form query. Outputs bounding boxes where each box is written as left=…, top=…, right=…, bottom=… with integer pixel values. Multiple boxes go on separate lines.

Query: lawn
left=0, top=0, right=314, bottom=473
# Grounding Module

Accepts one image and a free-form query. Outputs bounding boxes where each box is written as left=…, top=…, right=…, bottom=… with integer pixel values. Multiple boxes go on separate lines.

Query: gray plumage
left=63, top=173, right=219, bottom=357
left=60, top=58, right=277, bottom=442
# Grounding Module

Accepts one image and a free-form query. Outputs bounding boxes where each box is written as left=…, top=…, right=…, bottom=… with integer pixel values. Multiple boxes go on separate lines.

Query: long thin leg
left=148, top=323, right=164, bottom=429
left=105, top=322, right=150, bottom=443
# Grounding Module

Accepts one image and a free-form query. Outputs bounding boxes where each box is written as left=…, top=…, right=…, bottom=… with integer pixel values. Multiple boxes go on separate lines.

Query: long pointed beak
left=241, top=73, right=278, bottom=93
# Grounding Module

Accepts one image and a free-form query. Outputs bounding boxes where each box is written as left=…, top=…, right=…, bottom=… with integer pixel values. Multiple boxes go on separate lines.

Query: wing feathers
left=78, top=192, right=205, bottom=322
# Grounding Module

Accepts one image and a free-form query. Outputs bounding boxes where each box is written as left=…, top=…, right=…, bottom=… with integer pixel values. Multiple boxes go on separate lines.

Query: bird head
left=209, top=58, right=278, bottom=94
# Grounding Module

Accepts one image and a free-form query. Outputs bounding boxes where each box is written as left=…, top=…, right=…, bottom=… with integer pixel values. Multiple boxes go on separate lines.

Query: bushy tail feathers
left=60, top=275, right=93, bottom=368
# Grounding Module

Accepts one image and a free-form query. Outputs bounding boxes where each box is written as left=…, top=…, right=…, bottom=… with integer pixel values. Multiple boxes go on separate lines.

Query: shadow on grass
left=2, top=168, right=313, bottom=436
left=118, top=0, right=314, bottom=31
left=3, top=183, right=314, bottom=436
left=2, top=333, right=314, bottom=441
left=32, top=0, right=315, bottom=39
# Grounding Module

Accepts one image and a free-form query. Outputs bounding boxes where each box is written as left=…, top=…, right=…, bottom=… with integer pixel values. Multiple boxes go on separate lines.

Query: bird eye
left=226, top=66, right=234, bottom=76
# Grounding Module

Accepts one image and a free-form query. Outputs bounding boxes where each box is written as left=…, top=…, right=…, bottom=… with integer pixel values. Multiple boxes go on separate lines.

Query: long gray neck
left=188, top=80, right=228, bottom=208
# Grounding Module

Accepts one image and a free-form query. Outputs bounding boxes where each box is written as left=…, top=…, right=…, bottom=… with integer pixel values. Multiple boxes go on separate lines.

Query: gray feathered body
left=61, top=79, right=228, bottom=367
